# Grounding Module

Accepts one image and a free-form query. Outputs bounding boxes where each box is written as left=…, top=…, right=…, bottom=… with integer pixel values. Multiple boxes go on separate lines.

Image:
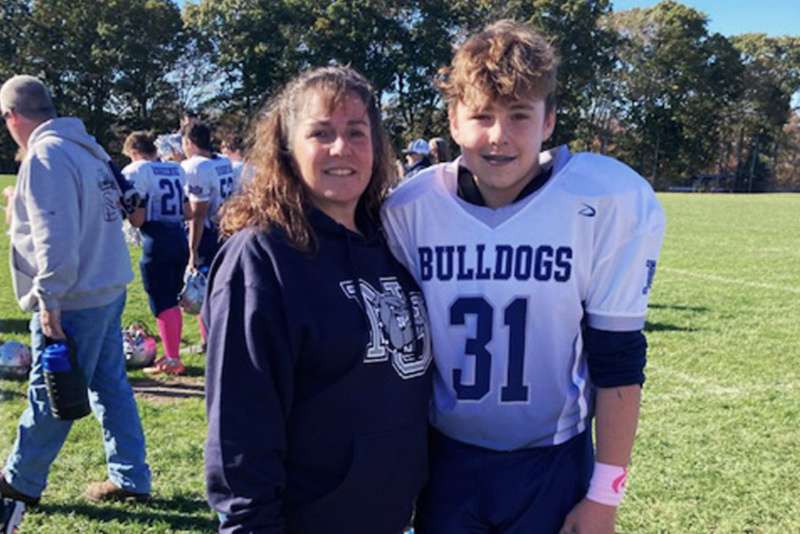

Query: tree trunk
left=734, top=126, right=744, bottom=191
left=748, top=135, right=758, bottom=193
left=651, top=132, right=660, bottom=185
left=771, top=133, right=779, bottom=186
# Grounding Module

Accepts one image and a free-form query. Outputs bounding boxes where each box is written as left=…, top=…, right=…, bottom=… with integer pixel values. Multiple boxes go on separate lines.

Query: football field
left=624, top=192, right=800, bottom=533
left=1, top=171, right=799, bottom=532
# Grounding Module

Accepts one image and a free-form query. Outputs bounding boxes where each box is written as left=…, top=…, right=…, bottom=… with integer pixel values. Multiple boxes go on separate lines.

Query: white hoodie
left=9, top=117, right=133, bottom=312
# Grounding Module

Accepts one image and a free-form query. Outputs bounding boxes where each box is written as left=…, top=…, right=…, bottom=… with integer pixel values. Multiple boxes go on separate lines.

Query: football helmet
left=156, top=133, right=183, bottom=161
left=0, top=340, right=33, bottom=379
left=180, top=268, right=207, bottom=315
left=123, top=322, right=158, bottom=369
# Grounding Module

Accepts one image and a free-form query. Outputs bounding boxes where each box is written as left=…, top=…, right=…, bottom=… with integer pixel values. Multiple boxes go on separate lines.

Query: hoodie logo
left=340, top=277, right=432, bottom=379
left=98, top=168, right=121, bottom=222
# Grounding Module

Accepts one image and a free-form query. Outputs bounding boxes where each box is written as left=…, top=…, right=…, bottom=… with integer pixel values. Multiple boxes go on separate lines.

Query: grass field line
left=660, top=266, right=800, bottom=295
left=646, top=369, right=800, bottom=402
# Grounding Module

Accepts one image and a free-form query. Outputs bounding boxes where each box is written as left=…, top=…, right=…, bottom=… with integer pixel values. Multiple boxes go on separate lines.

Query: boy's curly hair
left=438, top=19, right=559, bottom=113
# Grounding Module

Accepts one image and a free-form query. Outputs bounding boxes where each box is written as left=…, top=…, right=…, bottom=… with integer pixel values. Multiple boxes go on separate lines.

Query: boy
left=382, top=20, right=666, bottom=534
left=181, top=122, right=235, bottom=346
left=181, top=122, right=235, bottom=272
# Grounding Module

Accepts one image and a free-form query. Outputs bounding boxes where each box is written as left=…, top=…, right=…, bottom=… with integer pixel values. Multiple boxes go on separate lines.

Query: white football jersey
left=182, top=154, right=236, bottom=228
left=122, top=160, right=187, bottom=224
left=382, top=146, right=666, bottom=451
left=231, top=160, right=244, bottom=180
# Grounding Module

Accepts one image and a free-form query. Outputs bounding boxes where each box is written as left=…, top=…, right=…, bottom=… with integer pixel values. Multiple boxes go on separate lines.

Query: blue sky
left=610, top=0, right=799, bottom=37
left=176, top=1, right=798, bottom=38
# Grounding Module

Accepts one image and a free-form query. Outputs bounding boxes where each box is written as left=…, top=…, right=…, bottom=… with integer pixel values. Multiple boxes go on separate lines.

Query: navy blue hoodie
left=204, top=209, right=433, bottom=533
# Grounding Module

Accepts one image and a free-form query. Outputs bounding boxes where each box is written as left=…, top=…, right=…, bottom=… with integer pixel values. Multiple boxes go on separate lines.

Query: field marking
left=644, top=369, right=800, bottom=403
left=660, top=267, right=800, bottom=295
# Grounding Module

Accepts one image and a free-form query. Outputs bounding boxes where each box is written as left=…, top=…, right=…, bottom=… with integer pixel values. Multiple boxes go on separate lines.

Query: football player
left=181, top=122, right=235, bottom=271
left=122, top=132, right=190, bottom=375
left=181, top=122, right=235, bottom=346
left=220, top=134, right=245, bottom=184
left=382, top=20, right=666, bottom=534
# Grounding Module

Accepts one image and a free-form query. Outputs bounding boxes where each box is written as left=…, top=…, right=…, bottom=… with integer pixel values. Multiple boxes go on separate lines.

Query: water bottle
left=0, top=497, right=25, bottom=534
left=42, top=338, right=90, bottom=420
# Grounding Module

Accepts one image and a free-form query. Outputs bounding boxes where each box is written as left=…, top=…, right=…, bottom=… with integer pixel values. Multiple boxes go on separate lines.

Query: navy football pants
left=196, top=224, right=220, bottom=270
left=415, top=429, right=593, bottom=534
left=140, top=222, right=189, bottom=316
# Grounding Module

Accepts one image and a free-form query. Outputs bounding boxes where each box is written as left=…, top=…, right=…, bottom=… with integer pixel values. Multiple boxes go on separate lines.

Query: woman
left=203, top=66, right=433, bottom=534
left=122, top=132, right=190, bottom=374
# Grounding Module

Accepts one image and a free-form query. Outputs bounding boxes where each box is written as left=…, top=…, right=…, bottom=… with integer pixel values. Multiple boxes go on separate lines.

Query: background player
left=181, top=122, right=235, bottom=272
left=220, top=135, right=245, bottom=182
left=122, top=131, right=190, bottom=375
left=382, top=20, right=666, bottom=534
left=181, top=122, right=235, bottom=346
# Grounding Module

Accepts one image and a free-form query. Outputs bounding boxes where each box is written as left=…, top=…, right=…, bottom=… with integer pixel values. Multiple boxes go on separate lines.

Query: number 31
left=451, top=297, right=528, bottom=402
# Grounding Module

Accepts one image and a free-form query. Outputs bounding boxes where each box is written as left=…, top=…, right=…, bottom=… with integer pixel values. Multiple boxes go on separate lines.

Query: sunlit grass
left=2, top=173, right=799, bottom=532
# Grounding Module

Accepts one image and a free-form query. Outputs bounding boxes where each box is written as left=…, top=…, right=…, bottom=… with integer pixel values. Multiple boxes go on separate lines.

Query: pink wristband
left=586, top=462, right=627, bottom=507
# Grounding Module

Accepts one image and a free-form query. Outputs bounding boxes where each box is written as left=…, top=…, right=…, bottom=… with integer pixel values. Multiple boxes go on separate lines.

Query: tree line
left=2, top=0, right=799, bottom=191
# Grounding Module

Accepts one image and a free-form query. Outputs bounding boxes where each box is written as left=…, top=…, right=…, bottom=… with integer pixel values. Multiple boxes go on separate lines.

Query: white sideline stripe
left=645, top=369, right=800, bottom=402
left=660, top=267, right=800, bottom=295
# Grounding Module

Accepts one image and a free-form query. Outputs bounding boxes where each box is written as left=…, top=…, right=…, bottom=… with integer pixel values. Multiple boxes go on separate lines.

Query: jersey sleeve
left=125, top=164, right=152, bottom=199
left=584, top=184, right=666, bottom=332
left=183, top=160, right=213, bottom=203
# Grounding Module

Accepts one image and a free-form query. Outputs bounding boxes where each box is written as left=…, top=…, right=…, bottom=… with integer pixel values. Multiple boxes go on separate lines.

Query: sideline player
left=382, top=20, right=666, bottom=534
left=181, top=122, right=235, bottom=345
left=220, top=135, right=245, bottom=181
left=122, top=131, right=190, bottom=375
left=181, top=122, right=235, bottom=272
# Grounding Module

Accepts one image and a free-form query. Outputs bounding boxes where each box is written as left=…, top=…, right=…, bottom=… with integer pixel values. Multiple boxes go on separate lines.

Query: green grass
left=2, top=173, right=800, bottom=532
left=0, top=173, right=215, bottom=533
left=623, top=193, right=800, bottom=534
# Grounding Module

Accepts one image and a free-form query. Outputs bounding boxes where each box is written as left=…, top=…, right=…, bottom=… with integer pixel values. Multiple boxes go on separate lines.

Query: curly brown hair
left=219, top=66, right=397, bottom=252
left=438, top=19, right=559, bottom=113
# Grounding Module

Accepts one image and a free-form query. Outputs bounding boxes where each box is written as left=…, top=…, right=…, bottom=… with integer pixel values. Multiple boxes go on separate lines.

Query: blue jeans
left=3, top=291, right=151, bottom=497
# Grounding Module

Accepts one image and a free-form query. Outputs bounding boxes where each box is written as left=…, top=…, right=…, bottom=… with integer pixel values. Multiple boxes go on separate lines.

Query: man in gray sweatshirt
left=0, top=75, right=151, bottom=505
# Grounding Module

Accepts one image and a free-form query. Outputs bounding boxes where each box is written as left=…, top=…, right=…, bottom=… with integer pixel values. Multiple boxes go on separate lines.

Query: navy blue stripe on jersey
left=584, top=327, right=647, bottom=387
